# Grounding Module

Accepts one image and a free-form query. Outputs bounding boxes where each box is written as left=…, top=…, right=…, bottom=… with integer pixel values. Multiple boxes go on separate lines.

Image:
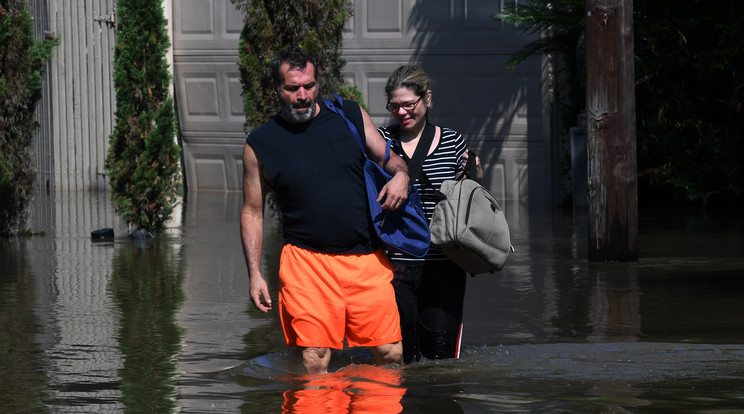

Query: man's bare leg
left=301, top=347, right=331, bottom=374
left=371, top=340, right=403, bottom=366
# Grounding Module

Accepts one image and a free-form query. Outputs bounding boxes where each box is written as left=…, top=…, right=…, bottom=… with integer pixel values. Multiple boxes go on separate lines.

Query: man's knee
left=373, top=341, right=403, bottom=366
left=387, top=341, right=403, bottom=364
left=301, top=347, right=331, bottom=374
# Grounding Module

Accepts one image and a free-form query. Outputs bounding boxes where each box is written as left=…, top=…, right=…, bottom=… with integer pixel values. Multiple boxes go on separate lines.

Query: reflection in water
left=280, top=365, right=405, bottom=414
left=2, top=191, right=187, bottom=413
left=110, top=233, right=184, bottom=413
left=0, top=240, right=48, bottom=414
left=1, top=192, right=744, bottom=412
left=27, top=191, right=126, bottom=412
left=174, top=192, right=283, bottom=413
left=587, top=265, right=642, bottom=342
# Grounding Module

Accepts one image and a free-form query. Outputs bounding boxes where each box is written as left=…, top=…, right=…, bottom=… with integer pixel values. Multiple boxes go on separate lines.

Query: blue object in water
left=129, top=228, right=153, bottom=239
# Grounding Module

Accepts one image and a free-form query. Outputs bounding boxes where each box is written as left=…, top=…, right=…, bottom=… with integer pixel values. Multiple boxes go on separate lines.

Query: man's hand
left=378, top=170, right=409, bottom=210
left=249, top=274, right=272, bottom=313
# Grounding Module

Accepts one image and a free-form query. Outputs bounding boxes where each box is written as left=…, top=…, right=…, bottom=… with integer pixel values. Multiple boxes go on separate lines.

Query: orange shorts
left=278, top=245, right=401, bottom=349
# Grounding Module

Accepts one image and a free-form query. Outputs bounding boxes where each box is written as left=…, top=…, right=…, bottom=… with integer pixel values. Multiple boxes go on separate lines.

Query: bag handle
left=462, top=149, right=479, bottom=180
left=418, top=147, right=477, bottom=202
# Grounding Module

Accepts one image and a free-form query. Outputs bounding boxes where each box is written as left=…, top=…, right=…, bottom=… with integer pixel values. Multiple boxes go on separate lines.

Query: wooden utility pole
left=585, top=0, right=638, bottom=261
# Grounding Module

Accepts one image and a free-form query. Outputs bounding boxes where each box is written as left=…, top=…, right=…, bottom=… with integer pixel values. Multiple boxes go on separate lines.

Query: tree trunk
left=585, top=0, right=638, bottom=261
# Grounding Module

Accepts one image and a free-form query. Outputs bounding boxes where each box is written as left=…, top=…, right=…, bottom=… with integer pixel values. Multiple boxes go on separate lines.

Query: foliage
left=234, top=0, right=361, bottom=131
left=106, top=0, right=181, bottom=232
left=495, top=0, right=585, bottom=123
left=497, top=0, right=744, bottom=208
left=634, top=0, right=744, bottom=207
left=0, top=2, right=59, bottom=236
left=494, top=0, right=585, bottom=206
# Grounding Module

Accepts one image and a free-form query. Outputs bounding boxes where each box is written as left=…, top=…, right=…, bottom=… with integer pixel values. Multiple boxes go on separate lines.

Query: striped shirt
left=379, top=124, right=467, bottom=263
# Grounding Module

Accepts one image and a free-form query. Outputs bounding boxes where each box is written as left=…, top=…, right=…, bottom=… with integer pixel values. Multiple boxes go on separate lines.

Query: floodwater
left=1, top=190, right=743, bottom=413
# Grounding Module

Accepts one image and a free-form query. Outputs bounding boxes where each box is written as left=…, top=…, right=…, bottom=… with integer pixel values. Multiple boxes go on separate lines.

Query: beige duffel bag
left=429, top=178, right=514, bottom=274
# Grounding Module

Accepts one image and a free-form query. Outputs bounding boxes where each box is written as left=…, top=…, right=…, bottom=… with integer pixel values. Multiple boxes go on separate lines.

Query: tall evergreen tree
left=0, top=1, right=59, bottom=235
left=235, top=0, right=363, bottom=130
left=106, top=0, right=181, bottom=232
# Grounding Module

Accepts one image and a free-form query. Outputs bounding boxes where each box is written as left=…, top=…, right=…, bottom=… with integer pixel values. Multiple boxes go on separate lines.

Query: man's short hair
left=271, top=46, right=318, bottom=86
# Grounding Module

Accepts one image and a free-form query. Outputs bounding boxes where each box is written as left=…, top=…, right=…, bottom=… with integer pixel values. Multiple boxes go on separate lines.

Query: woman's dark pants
left=392, top=260, right=467, bottom=363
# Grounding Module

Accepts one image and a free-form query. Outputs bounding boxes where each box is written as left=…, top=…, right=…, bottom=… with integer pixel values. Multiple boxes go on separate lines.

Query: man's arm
left=360, top=108, right=410, bottom=210
left=240, top=143, right=272, bottom=312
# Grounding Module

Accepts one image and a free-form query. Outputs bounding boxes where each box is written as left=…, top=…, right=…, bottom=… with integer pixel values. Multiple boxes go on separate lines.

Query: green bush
left=235, top=0, right=363, bottom=131
left=0, top=2, right=59, bottom=236
left=106, top=0, right=181, bottom=232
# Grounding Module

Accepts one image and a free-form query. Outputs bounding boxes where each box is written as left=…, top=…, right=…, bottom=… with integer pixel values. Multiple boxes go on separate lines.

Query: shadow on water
left=1, top=191, right=743, bottom=412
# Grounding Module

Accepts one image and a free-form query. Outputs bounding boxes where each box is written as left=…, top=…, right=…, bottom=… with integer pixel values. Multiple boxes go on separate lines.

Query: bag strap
left=406, top=122, right=435, bottom=183
left=324, top=92, right=391, bottom=164
left=393, top=123, right=446, bottom=202
left=418, top=147, right=478, bottom=203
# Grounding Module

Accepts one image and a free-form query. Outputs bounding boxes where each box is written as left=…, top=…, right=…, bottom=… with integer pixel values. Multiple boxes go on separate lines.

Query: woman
left=379, top=65, right=483, bottom=363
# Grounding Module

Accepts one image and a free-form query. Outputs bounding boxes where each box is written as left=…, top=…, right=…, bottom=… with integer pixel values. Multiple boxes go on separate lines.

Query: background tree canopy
left=634, top=0, right=744, bottom=208
left=499, top=0, right=744, bottom=208
left=235, top=0, right=364, bottom=131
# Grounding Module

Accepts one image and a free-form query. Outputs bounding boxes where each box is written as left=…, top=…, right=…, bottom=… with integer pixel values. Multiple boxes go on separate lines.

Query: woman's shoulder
left=378, top=124, right=399, bottom=141
left=438, top=125, right=461, bottom=136
left=436, top=125, right=464, bottom=144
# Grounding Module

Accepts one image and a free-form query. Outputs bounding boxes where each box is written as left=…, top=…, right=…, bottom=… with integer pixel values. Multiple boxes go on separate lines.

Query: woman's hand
left=458, top=150, right=484, bottom=182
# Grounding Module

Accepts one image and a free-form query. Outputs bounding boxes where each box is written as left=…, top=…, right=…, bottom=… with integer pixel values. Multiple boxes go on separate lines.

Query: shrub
left=106, top=0, right=181, bottom=232
left=0, top=2, right=59, bottom=236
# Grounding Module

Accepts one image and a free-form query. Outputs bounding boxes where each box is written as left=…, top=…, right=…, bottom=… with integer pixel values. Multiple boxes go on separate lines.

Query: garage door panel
left=183, top=75, right=220, bottom=118
left=173, top=0, right=241, bottom=50
left=175, top=60, right=245, bottom=133
left=481, top=156, right=508, bottom=203
left=183, top=140, right=244, bottom=192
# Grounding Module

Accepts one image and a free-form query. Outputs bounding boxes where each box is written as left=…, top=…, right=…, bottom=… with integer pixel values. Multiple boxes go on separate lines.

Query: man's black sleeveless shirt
left=245, top=100, right=375, bottom=254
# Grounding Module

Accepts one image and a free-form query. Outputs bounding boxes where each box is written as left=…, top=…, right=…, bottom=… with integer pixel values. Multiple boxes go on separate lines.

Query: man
left=240, top=46, right=408, bottom=374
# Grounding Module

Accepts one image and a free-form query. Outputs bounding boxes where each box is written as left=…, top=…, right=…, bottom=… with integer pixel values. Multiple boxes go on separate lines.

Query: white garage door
left=173, top=1, right=553, bottom=204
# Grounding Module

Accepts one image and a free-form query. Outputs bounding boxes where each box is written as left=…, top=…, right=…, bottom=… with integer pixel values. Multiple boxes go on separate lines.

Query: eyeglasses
left=386, top=96, right=423, bottom=112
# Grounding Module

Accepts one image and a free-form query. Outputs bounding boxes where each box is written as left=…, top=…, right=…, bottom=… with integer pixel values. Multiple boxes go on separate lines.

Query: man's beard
left=279, top=96, right=317, bottom=123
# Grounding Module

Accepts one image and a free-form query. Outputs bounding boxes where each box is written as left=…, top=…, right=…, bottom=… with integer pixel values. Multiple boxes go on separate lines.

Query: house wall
left=173, top=1, right=553, bottom=202
left=38, top=0, right=118, bottom=194
left=33, top=0, right=554, bottom=204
